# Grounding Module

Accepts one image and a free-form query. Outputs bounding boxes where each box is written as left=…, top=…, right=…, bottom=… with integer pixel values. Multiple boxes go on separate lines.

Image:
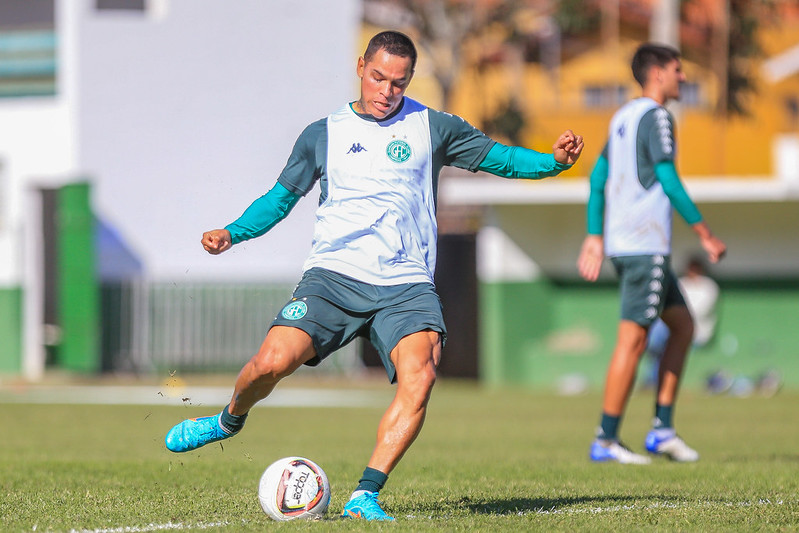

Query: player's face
left=356, top=48, right=414, bottom=119
left=660, top=59, right=686, bottom=102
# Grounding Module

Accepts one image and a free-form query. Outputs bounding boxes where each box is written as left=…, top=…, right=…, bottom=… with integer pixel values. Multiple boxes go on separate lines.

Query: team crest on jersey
left=281, top=299, right=308, bottom=320
left=386, top=139, right=411, bottom=163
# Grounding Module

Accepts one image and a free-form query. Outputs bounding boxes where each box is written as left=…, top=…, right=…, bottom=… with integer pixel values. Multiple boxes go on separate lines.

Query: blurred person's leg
left=643, top=318, right=670, bottom=388
left=590, top=320, right=652, bottom=464
left=645, top=304, right=699, bottom=462
left=602, top=320, right=649, bottom=418
left=655, top=305, right=694, bottom=409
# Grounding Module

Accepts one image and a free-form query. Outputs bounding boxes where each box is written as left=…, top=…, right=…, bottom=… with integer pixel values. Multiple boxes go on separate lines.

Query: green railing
left=100, top=282, right=364, bottom=375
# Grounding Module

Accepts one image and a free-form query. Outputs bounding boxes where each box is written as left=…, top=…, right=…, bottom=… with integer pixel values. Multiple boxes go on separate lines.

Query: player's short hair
left=631, top=43, right=681, bottom=87
left=364, top=30, right=417, bottom=72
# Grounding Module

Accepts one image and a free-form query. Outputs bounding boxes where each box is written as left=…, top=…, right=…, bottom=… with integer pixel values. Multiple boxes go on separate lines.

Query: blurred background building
left=0, top=0, right=361, bottom=378
left=0, top=0, right=796, bottom=393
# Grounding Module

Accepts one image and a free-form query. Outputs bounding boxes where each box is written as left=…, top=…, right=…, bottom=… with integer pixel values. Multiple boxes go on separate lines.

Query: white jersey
left=302, top=99, right=437, bottom=285
left=604, top=97, right=676, bottom=257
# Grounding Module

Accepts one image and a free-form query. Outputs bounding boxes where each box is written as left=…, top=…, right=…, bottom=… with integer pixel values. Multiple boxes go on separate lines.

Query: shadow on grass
left=459, top=495, right=641, bottom=515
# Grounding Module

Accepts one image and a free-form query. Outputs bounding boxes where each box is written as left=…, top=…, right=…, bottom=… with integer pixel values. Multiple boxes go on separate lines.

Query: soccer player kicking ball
left=577, top=43, right=726, bottom=464
left=165, top=30, right=583, bottom=520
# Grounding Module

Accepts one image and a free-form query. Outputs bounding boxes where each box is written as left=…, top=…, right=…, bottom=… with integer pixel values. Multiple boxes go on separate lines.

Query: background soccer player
left=165, top=31, right=583, bottom=519
left=577, top=43, right=726, bottom=464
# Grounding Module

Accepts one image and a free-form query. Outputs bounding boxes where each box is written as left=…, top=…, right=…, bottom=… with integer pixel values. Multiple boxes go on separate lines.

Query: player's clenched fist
left=553, top=129, right=584, bottom=166
left=201, top=229, right=233, bottom=255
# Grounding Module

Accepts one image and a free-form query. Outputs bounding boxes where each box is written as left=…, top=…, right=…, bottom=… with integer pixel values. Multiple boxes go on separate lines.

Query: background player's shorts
left=271, top=267, right=446, bottom=383
left=610, top=254, right=686, bottom=327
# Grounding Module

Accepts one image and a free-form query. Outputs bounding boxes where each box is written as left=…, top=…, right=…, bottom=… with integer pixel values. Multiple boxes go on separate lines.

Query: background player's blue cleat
left=645, top=429, right=699, bottom=462
left=165, top=413, right=233, bottom=453
left=341, top=491, right=395, bottom=521
left=590, top=439, right=652, bottom=464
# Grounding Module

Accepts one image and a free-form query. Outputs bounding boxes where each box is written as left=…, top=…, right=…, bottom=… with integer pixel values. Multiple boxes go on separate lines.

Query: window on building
left=96, top=0, right=146, bottom=11
left=583, top=85, right=628, bottom=109
left=583, top=82, right=703, bottom=109
left=0, top=0, right=56, bottom=98
left=785, top=96, right=799, bottom=130
left=680, top=82, right=701, bottom=107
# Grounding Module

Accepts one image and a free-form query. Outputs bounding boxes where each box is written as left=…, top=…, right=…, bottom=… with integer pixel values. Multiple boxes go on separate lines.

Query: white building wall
left=441, top=175, right=799, bottom=280
left=0, top=101, right=75, bottom=284
left=75, top=0, right=360, bottom=281
left=472, top=200, right=799, bottom=280
left=0, top=0, right=360, bottom=377
left=1, top=0, right=360, bottom=287
left=0, top=0, right=81, bottom=286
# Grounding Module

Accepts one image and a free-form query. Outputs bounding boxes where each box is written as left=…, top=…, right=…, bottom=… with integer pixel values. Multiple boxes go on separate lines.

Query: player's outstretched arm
left=577, top=234, right=604, bottom=282
left=476, top=132, right=584, bottom=180
left=202, top=229, right=233, bottom=255
left=553, top=129, right=584, bottom=166
left=692, top=221, right=727, bottom=263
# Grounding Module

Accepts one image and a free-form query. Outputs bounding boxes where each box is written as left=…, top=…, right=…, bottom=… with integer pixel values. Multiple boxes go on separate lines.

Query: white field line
left=515, top=498, right=789, bottom=516
left=66, top=499, right=792, bottom=532
left=67, top=521, right=234, bottom=533
left=1, top=385, right=389, bottom=408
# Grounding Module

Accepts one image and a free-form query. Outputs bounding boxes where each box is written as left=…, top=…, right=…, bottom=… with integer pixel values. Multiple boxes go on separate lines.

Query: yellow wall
left=361, top=21, right=799, bottom=178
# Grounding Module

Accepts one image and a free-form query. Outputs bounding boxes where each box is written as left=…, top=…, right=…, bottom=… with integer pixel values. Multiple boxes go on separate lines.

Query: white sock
left=653, top=427, right=676, bottom=439
left=349, top=489, right=372, bottom=501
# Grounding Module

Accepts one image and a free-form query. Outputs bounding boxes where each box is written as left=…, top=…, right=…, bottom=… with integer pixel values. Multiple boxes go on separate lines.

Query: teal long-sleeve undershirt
left=477, top=143, right=572, bottom=179
left=586, top=156, right=609, bottom=235
left=224, top=142, right=570, bottom=245
left=586, top=155, right=702, bottom=235
left=224, top=181, right=301, bottom=244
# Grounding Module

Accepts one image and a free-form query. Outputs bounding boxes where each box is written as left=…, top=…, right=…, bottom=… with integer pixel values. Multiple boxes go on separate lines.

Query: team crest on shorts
left=281, top=300, right=308, bottom=320
left=386, top=139, right=411, bottom=163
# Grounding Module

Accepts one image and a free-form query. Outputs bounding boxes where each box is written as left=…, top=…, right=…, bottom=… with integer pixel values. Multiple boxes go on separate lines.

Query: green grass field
left=3, top=379, right=798, bottom=532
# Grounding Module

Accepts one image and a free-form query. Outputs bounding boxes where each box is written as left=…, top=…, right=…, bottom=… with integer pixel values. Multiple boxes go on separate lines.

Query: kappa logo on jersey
left=386, top=139, right=411, bottom=163
left=347, top=142, right=367, bottom=154
left=617, top=124, right=626, bottom=137
left=281, top=299, right=308, bottom=320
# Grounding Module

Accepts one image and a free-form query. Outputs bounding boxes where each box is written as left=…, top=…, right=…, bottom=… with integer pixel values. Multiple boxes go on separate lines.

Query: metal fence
left=100, top=281, right=363, bottom=375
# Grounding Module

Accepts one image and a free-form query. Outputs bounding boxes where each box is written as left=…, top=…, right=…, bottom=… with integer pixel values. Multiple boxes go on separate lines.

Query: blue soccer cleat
left=165, top=413, right=234, bottom=453
left=341, top=491, right=395, bottom=521
left=645, top=429, right=699, bottom=462
left=590, top=439, right=652, bottom=464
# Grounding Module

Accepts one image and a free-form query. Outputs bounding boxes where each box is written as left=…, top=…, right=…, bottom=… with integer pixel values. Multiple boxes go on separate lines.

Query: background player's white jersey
left=605, top=97, right=676, bottom=257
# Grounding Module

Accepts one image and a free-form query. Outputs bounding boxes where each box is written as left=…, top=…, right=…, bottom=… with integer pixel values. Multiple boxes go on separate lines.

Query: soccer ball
left=258, top=457, right=331, bottom=521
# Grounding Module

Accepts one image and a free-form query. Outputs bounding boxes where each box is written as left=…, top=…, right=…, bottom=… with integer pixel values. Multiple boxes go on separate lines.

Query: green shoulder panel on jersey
left=277, top=105, right=494, bottom=207
left=637, top=107, right=675, bottom=189
left=277, top=117, right=327, bottom=198
left=428, top=108, right=495, bottom=175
